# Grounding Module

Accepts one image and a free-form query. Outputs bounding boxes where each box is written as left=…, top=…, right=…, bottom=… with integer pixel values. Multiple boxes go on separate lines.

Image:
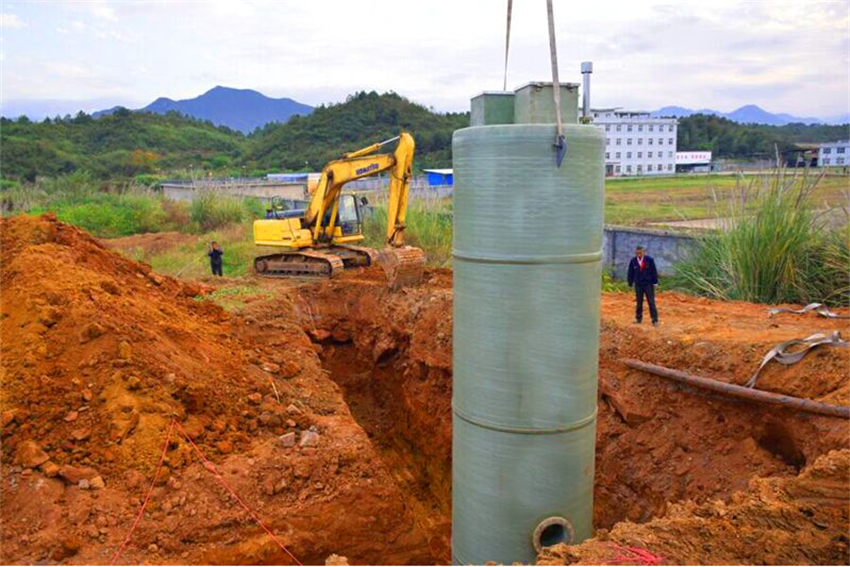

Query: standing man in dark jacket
left=627, top=245, right=659, bottom=326
left=208, top=241, right=224, bottom=277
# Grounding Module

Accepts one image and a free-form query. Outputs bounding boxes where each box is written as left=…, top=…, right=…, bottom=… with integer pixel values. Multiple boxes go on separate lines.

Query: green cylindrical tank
left=452, top=123, right=604, bottom=565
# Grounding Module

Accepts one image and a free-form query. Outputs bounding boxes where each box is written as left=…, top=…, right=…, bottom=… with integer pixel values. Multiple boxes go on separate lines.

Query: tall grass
left=190, top=190, right=264, bottom=232
left=2, top=172, right=266, bottom=238
left=362, top=196, right=453, bottom=266
left=671, top=165, right=850, bottom=305
left=148, top=222, right=261, bottom=278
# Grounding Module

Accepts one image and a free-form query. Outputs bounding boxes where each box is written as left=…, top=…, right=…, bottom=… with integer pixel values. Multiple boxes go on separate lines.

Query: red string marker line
left=111, top=419, right=175, bottom=565
left=172, top=419, right=303, bottom=566
left=610, top=543, right=663, bottom=565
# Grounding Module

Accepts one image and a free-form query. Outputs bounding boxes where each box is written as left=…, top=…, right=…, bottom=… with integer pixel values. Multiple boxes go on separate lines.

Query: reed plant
left=671, top=164, right=849, bottom=305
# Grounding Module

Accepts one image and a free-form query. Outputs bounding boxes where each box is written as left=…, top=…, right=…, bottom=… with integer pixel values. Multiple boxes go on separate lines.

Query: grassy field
left=15, top=171, right=848, bottom=289
left=604, top=173, right=849, bottom=225
left=2, top=171, right=266, bottom=238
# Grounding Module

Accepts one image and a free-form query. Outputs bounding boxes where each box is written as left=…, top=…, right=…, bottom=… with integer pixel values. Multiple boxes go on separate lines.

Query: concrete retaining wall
left=603, top=225, right=697, bottom=279
left=162, top=181, right=308, bottom=202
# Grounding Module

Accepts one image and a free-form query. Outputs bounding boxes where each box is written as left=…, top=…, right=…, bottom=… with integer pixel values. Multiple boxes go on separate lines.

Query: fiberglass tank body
left=452, top=96, right=604, bottom=564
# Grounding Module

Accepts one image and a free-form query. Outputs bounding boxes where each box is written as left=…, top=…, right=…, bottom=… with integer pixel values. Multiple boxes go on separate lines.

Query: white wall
left=817, top=141, right=850, bottom=167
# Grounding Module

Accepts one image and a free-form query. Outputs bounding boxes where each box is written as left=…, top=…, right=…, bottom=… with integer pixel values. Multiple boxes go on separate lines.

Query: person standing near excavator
left=627, top=245, right=659, bottom=326
left=208, top=241, right=224, bottom=276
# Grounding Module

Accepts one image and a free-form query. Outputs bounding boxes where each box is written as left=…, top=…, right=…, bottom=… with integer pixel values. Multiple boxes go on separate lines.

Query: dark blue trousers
left=635, top=283, right=658, bottom=323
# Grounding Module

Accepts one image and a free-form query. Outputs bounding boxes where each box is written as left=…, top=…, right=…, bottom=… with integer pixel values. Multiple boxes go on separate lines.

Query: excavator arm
left=304, top=132, right=415, bottom=246
left=384, top=132, right=415, bottom=247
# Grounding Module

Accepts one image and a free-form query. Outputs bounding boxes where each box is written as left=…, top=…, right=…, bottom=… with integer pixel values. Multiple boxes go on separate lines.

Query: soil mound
left=538, top=449, right=850, bottom=565
left=1, top=216, right=435, bottom=565
left=1, top=214, right=260, bottom=479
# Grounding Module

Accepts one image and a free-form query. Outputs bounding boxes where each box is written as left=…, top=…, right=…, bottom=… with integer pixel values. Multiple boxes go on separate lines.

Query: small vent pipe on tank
left=581, top=61, right=593, bottom=120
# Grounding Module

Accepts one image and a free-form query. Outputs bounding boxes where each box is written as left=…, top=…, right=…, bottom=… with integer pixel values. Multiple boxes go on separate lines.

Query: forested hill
left=0, top=92, right=468, bottom=180
left=677, top=114, right=849, bottom=158
left=3, top=93, right=847, bottom=182
left=0, top=108, right=246, bottom=181
left=243, top=91, right=469, bottom=171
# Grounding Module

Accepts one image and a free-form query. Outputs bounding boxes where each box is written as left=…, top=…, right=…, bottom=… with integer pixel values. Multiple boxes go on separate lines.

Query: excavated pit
left=2, top=216, right=847, bottom=566
left=295, top=267, right=850, bottom=565
left=319, top=341, right=452, bottom=564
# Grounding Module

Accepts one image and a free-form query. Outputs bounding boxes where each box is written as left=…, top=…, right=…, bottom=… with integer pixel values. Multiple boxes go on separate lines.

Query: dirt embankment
left=0, top=215, right=434, bottom=565
left=284, top=269, right=453, bottom=563
left=3, top=216, right=848, bottom=566
left=294, top=266, right=849, bottom=565
left=539, top=449, right=850, bottom=565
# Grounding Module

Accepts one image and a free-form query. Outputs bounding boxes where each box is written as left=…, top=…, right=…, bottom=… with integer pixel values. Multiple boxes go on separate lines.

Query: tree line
left=676, top=114, right=848, bottom=159
left=1, top=93, right=846, bottom=182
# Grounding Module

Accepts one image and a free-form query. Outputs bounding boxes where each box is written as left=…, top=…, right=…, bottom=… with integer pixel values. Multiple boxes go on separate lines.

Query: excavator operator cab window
left=338, top=194, right=361, bottom=235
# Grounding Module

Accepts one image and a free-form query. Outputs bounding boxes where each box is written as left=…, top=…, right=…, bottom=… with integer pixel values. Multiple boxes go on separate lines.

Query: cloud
left=89, top=2, right=117, bottom=22
left=1, top=0, right=847, bottom=118
left=0, top=13, right=24, bottom=28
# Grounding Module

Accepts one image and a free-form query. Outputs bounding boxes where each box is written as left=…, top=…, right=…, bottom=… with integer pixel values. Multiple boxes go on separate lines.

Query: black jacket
left=627, top=255, right=658, bottom=286
left=208, top=249, right=224, bottom=265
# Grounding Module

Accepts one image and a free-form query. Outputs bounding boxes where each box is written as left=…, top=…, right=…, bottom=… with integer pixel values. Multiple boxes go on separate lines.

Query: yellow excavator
left=252, top=132, right=426, bottom=288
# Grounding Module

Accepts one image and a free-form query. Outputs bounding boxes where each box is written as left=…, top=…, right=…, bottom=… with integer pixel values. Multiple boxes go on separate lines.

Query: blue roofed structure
left=423, top=168, right=453, bottom=186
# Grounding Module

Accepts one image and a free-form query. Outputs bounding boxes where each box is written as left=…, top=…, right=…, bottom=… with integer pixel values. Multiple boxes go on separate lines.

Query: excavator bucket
left=376, top=246, right=427, bottom=290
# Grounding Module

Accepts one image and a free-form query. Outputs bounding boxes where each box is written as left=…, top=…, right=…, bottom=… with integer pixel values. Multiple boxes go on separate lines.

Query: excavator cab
left=336, top=193, right=362, bottom=237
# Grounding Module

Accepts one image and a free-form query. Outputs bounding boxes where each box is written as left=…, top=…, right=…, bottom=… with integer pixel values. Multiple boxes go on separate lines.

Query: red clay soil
left=3, top=217, right=848, bottom=566
left=0, top=215, right=434, bottom=565
left=538, top=449, right=850, bottom=565
left=290, top=269, right=453, bottom=563
left=294, top=266, right=850, bottom=565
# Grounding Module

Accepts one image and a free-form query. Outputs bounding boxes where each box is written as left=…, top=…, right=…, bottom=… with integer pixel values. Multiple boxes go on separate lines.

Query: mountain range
left=94, top=86, right=313, bottom=133
left=651, top=104, right=849, bottom=126
left=3, top=86, right=847, bottom=130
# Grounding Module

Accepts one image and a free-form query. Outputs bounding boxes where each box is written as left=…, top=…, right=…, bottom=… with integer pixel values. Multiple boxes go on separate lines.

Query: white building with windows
left=591, top=108, right=678, bottom=176
left=817, top=140, right=849, bottom=167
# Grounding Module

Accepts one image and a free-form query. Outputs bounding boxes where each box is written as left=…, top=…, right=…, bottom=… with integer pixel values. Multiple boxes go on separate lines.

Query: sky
left=0, top=0, right=848, bottom=120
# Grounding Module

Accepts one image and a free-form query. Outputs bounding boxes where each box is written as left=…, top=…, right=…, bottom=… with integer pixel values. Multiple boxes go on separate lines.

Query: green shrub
left=670, top=166, right=850, bottom=305
left=190, top=191, right=247, bottom=232
left=40, top=170, right=100, bottom=200
left=135, top=173, right=165, bottom=187
left=602, top=270, right=629, bottom=292
left=363, top=196, right=453, bottom=266
left=241, top=197, right=267, bottom=220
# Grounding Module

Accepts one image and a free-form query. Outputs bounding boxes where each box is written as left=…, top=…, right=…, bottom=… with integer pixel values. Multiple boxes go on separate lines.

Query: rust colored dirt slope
left=3, top=216, right=848, bottom=566
left=293, top=266, right=849, bottom=565
left=288, top=270, right=454, bottom=563
left=538, top=449, right=850, bottom=565
left=0, top=215, right=434, bottom=565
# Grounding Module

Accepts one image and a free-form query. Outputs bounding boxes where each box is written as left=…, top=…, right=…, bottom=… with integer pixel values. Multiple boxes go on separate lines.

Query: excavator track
left=253, top=245, right=426, bottom=289
left=253, top=250, right=345, bottom=278
left=334, top=244, right=380, bottom=266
